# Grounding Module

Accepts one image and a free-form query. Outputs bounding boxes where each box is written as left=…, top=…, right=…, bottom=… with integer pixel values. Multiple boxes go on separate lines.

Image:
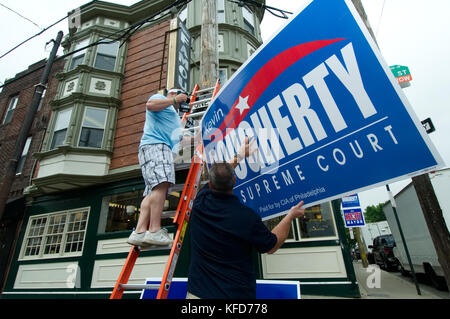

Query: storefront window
left=265, top=202, right=337, bottom=242
left=297, top=203, right=336, bottom=240
left=99, top=187, right=184, bottom=233
left=264, top=215, right=296, bottom=242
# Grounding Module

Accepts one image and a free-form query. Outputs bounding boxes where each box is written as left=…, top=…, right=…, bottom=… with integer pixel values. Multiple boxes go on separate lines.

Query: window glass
left=242, top=6, right=255, bottom=34
left=51, top=108, right=72, bottom=149
left=16, top=137, right=32, bottom=175
left=3, top=95, right=18, bottom=124
left=218, top=68, right=228, bottom=86
left=79, top=107, right=107, bottom=148
left=99, top=188, right=183, bottom=233
left=265, top=215, right=295, bottom=241
left=217, top=0, right=225, bottom=23
left=94, top=41, right=119, bottom=72
left=297, top=203, right=336, bottom=239
left=21, top=209, right=89, bottom=260
left=69, top=38, right=89, bottom=70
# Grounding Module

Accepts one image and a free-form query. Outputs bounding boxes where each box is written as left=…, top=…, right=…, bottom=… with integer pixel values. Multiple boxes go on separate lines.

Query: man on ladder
left=186, top=138, right=306, bottom=299
left=127, top=88, right=199, bottom=247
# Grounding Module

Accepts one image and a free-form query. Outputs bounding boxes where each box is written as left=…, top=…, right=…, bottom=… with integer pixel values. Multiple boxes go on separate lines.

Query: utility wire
left=0, top=0, right=191, bottom=89
left=0, top=2, right=42, bottom=29
left=228, top=0, right=293, bottom=19
left=375, top=0, right=386, bottom=37
left=0, top=14, right=69, bottom=60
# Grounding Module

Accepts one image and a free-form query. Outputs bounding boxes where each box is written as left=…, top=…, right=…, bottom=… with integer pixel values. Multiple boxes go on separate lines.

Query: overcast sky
left=1, top=0, right=449, bottom=211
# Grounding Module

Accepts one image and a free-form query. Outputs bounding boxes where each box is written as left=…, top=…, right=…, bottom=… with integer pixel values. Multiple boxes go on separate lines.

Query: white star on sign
left=235, top=95, right=250, bottom=115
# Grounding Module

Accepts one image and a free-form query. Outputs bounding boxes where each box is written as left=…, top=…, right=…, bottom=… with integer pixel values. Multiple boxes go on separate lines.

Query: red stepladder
left=110, top=80, right=220, bottom=299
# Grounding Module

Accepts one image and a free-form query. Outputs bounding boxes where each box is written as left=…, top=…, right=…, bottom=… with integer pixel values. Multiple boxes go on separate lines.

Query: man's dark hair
left=209, top=162, right=235, bottom=192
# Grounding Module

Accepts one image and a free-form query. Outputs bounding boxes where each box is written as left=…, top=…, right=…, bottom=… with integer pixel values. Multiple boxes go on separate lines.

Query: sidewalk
left=352, top=261, right=449, bottom=299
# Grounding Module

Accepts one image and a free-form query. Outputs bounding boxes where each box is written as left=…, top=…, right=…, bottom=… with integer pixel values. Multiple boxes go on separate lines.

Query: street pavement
left=303, top=261, right=449, bottom=299
left=352, top=261, right=448, bottom=299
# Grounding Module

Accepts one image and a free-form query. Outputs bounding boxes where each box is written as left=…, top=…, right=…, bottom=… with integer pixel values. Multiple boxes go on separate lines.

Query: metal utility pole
left=354, top=227, right=369, bottom=268
left=0, top=31, right=64, bottom=221
left=386, top=184, right=421, bottom=295
left=412, top=174, right=450, bottom=290
left=199, top=0, right=218, bottom=88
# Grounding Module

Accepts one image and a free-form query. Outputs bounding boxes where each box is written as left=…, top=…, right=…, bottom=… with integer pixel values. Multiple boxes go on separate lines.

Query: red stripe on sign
left=209, top=38, right=346, bottom=141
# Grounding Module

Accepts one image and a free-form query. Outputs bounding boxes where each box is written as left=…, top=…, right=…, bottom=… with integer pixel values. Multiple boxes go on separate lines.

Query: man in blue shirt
left=187, top=140, right=305, bottom=299
left=128, top=88, right=196, bottom=247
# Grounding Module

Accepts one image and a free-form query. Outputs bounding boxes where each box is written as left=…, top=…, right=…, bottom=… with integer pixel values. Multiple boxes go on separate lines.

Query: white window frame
left=294, top=202, right=339, bottom=242
left=16, top=136, right=32, bottom=175
left=3, top=95, right=18, bottom=124
left=78, top=106, right=108, bottom=149
left=50, top=107, right=73, bottom=150
left=19, top=207, right=90, bottom=261
left=242, top=6, right=255, bottom=34
left=93, top=40, right=119, bottom=72
left=69, top=38, right=90, bottom=71
left=218, top=67, right=228, bottom=86
left=217, top=0, right=225, bottom=23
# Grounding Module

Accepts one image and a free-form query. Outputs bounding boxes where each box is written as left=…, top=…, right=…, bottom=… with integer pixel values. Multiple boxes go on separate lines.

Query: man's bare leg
left=135, top=194, right=152, bottom=234
left=148, top=182, right=170, bottom=232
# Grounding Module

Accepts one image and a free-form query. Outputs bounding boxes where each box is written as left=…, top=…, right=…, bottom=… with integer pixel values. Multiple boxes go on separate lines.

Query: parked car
left=368, top=235, right=399, bottom=271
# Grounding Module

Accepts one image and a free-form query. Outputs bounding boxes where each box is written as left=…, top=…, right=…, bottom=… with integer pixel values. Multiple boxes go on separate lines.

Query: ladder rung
left=186, top=111, right=206, bottom=118
left=190, top=98, right=211, bottom=107
left=119, top=283, right=160, bottom=290
left=195, top=86, right=215, bottom=94
left=182, top=126, right=200, bottom=133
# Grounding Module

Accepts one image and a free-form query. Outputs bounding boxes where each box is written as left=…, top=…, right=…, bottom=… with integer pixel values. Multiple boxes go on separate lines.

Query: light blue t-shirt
left=140, top=94, right=182, bottom=151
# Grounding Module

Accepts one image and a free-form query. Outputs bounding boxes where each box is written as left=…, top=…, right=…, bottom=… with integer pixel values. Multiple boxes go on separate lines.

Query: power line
left=228, top=0, right=293, bottom=19
left=0, top=2, right=43, bottom=29
left=0, top=14, right=69, bottom=60
left=0, top=0, right=191, bottom=89
left=375, top=0, right=386, bottom=37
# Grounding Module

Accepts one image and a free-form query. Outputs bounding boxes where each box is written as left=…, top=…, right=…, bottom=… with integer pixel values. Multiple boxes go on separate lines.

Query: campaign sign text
left=200, top=0, right=443, bottom=220
left=343, top=208, right=365, bottom=227
left=341, top=193, right=360, bottom=208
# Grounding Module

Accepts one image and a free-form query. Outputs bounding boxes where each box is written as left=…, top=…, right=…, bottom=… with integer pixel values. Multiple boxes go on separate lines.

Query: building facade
left=2, top=0, right=359, bottom=299
left=0, top=57, right=65, bottom=292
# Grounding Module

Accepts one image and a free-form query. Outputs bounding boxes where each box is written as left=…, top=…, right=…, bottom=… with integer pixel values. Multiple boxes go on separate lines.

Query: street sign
left=421, top=118, right=435, bottom=134
left=390, top=65, right=412, bottom=88
left=341, top=193, right=360, bottom=208
left=200, top=0, right=444, bottom=220
left=343, top=208, right=366, bottom=227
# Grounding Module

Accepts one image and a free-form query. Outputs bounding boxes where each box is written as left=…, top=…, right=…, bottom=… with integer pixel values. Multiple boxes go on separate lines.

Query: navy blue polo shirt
left=187, top=184, right=277, bottom=299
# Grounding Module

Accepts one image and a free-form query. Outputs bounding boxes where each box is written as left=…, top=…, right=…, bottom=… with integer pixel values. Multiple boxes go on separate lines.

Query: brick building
left=1, top=0, right=359, bottom=299
left=0, top=57, right=65, bottom=291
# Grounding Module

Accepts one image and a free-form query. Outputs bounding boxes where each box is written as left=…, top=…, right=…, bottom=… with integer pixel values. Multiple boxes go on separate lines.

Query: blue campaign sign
left=342, top=193, right=360, bottom=208
left=140, top=278, right=300, bottom=299
left=343, top=208, right=365, bottom=227
left=200, top=0, right=443, bottom=220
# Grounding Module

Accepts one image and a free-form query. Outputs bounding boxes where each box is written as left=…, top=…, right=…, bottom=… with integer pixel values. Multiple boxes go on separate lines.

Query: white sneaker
left=127, top=231, right=149, bottom=246
left=143, top=228, right=173, bottom=246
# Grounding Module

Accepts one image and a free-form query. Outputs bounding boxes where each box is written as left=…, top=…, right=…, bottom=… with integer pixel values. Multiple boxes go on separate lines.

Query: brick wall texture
left=110, top=20, right=170, bottom=170
left=0, top=58, right=65, bottom=200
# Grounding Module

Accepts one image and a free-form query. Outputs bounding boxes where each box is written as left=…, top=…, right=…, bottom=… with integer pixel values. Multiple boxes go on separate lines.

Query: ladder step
left=195, top=86, right=215, bottom=94
left=190, top=98, right=211, bottom=106
left=182, top=126, right=200, bottom=133
left=119, top=283, right=160, bottom=290
left=185, top=111, right=206, bottom=119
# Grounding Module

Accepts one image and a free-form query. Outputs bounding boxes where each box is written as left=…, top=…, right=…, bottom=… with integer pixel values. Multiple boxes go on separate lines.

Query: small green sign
left=390, top=65, right=410, bottom=78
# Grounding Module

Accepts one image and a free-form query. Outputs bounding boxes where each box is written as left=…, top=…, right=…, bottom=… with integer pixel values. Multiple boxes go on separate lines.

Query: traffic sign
left=200, top=0, right=444, bottom=220
left=390, top=65, right=412, bottom=87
